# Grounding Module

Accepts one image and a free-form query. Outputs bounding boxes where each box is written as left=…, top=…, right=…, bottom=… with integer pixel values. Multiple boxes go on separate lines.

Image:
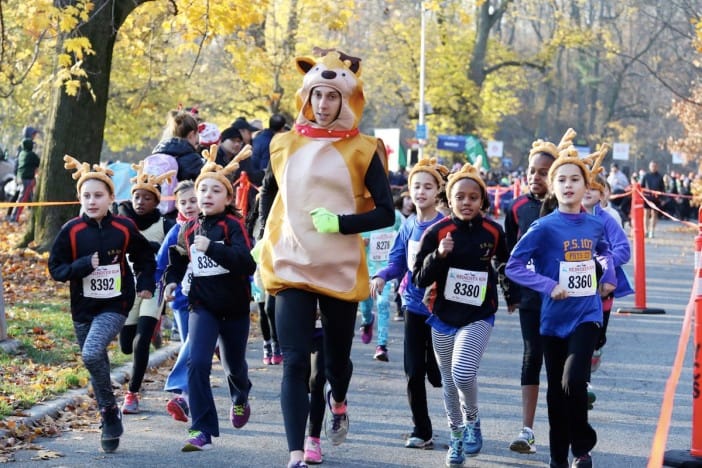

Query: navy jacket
left=49, top=212, right=156, bottom=323
left=152, top=137, right=203, bottom=181
left=165, top=211, right=256, bottom=319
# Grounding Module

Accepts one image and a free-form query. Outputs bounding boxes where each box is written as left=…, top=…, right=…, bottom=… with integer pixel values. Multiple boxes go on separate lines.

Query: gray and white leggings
left=432, top=320, right=492, bottom=431
left=73, top=312, right=126, bottom=409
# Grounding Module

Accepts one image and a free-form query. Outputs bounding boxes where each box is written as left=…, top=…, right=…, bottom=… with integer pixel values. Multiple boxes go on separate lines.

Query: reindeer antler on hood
left=195, top=143, right=253, bottom=196
left=63, top=154, right=115, bottom=194
left=408, top=157, right=449, bottom=188
left=445, top=156, right=491, bottom=211
left=130, top=160, right=177, bottom=201
left=582, top=143, right=610, bottom=192
left=547, top=128, right=600, bottom=187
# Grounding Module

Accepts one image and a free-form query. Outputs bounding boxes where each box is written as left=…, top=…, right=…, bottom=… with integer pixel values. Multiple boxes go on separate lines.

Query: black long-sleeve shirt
left=413, top=214, right=511, bottom=328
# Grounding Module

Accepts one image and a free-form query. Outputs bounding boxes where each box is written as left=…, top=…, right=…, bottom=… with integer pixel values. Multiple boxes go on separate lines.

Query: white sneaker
left=509, top=427, right=536, bottom=454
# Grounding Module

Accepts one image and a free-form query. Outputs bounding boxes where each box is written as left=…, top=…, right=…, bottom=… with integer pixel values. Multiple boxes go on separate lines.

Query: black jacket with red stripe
left=165, top=211, right=256, bottom=320
left=413, top=214, right=510, bottom=328
left=504, top=193, right=543, bottom=310
left=49, top=212, right=156, bottom=323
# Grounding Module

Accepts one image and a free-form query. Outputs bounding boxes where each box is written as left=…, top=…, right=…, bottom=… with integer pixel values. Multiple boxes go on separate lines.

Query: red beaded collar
left=295, top=124, right=359, bottom=139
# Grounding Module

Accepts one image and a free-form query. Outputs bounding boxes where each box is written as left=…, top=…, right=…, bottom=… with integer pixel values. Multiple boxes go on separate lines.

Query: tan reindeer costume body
left=256, top=49, right=394, bottom=464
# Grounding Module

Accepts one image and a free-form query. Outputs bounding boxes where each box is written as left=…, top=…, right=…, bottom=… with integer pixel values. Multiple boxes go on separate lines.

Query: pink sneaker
left=304, top=436, right=323, bottom=464
left=360, top=314, right=374, bottom=344
left=166, top=397, right=189, bottom=422
left=121, top=391, right=139, bottom=414
left=271, top=342, right=283, bottom=365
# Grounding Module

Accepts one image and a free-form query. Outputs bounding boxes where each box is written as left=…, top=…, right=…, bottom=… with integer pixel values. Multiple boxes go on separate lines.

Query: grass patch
left=0, top=299, right=130, bottom=420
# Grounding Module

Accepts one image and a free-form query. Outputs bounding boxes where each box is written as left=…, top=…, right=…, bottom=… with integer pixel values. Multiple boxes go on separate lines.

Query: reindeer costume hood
left=295, top=48, right=365, bottom=132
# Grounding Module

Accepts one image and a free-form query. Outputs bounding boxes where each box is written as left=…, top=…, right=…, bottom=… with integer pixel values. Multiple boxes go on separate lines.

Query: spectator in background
left=251, top=114, right=287, bottom=172
left=9, top=136, right=40, bottom=222
left=231, top=117, right=259, bottom=146
left=389, top=166, right=408, bottom=190
left=641, top=160, right=665, bottom=238
left=6, top=126, right=40, bottom=219
left=677, top=172, right=694, bottom=220
left=607, top=164, right=629, bottom=195
left=197, top=122, right=221, bottom=153
left=218, top=127, right=263, bottom=186
left=607, top=163, right=630, bottom=223
left=152, top=110, right=204, bottom=182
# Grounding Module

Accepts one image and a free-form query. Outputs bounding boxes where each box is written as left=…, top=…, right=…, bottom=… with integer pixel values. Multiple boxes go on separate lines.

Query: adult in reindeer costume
left=257, top=48, right=394, bottom=467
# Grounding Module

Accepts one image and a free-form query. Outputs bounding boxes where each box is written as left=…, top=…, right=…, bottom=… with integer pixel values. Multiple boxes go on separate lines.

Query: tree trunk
left=32, top=0, right=151, bottom=251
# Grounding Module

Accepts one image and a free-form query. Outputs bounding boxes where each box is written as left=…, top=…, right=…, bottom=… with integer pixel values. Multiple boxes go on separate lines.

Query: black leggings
left=308, top=333, right=326, bottom=439
left=403, top=309, right=441, bottom=441
left=275, top=288, right=357, bottom=452
left=518, top=307, right=543, bottom=386
left=119, top=316, right=159, bottom=393
left=543, top=322, right=599, bottom=462
left=258, top=294, right=278, bottom=343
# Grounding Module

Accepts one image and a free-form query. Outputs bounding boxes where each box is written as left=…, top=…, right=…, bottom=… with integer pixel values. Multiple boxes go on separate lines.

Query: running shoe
left=166, top=396, right=189, bottom=423
left=445, top=430, right=465, bottom=467
left=323, top=384, right=349, bottom=445
left=463, top=418, right=482, bottom=456
left=121, top=391, right=139, bottom=414
left=272, top=341, right=283, bottom=365
left=182, top=430, right=212, bottom=451
left=303, top=436, right=323, bottom=464
left=374, top=345, right=389, bottom=362
left=405, top=435, right=434, bottom=449
left=287, top=461, right=309, bottom=468
left=230, top=401, right=251, bottom=428
left=263, top=343, right=273, bottom=365
left=509, top=426, right=536, bottom=454
left=99, top=404, right=123, bottom=453
left=572, top=453, right=593, bottom=467
left=360, top=314, right=374, bottom=344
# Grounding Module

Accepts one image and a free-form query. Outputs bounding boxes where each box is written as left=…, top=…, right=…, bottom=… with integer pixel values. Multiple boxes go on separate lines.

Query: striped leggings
left=432, top=320, right=492, bottom=431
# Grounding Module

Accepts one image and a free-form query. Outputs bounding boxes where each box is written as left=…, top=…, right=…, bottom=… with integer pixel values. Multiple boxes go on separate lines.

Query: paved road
left=8, top=219, right=700, bottom=467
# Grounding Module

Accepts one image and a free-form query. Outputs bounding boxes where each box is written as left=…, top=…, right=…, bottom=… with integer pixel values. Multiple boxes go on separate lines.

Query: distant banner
left=374, top=128, right=401, bottom=172
left=437, top=135, right=466, bottom=152
left=612, top=142, right=630, bottom=161
left=464, top=136, right=490, bottom=170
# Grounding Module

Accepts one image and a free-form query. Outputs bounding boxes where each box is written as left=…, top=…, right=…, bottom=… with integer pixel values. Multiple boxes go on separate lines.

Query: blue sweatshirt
left=156, top=223, right=189, bottom=312
left=591, top=204, right=634, bottom=298
left=374, top=212, right=444, bottom=317
left=506, top=210, right=616, bottom=338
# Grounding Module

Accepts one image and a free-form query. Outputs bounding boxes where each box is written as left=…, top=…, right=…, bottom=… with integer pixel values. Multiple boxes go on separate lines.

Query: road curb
left=0, top=341, right=181, bottom=438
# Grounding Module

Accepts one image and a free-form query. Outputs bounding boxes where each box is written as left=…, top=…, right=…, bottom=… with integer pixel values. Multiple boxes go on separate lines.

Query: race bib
left=190, top=243, right=229, bottom=277
left=444, top=268, right=488, bottom=306
left=407, top=240, right=421, bottom=270
left=181, top=263, right=193, bottom=295
left=82, top=264, right=121, bottom=299
left=369, top=232, right=394, bottom=262
left=558, top=260, right=597, bottom=297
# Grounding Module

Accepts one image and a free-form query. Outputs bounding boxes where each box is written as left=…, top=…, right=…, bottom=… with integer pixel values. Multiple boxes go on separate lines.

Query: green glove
left=310, top=207, right=340, bottom=233
left=251, top=241, right=263, bottom=264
